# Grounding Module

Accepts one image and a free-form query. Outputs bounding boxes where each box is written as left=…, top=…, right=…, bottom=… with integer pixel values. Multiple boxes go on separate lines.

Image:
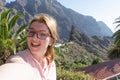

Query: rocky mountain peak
left=0, top=0, right=6, bottom=6
left=3, top=0, right=113, bottom=41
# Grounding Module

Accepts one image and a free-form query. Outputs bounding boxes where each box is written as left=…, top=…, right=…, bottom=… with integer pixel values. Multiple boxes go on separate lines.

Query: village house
left=75, top=58, right=120, bottom=80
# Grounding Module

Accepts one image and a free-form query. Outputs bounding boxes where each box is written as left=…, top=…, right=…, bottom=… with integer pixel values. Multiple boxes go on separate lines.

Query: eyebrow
left=28, top=29, right=48, bottom=33
left=28, top=27, right=34, bottom=30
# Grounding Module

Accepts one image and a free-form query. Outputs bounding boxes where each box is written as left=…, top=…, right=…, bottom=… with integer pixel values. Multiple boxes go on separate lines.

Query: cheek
left=42, top=39, right=50, bottom=47
left=42, top=40, right=49, bottom=47
left=27, top=37, right=31, bottom=46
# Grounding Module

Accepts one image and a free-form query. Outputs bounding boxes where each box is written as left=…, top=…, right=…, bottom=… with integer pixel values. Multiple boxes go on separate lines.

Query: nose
left=33, top=33, right=38, bottom=39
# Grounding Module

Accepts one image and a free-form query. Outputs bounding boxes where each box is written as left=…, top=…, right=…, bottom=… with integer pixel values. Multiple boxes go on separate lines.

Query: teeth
left=33, top=43, right=39, bottom=45
left=31, top=42, right=40, bottom=46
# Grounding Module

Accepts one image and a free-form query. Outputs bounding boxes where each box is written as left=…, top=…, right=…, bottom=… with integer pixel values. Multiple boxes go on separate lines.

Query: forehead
left=29, top=22, right=49, bottom=32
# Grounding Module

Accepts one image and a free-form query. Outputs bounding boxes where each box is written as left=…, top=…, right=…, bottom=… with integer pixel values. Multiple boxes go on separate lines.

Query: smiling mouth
left=31, top=42, right=40, bottom=47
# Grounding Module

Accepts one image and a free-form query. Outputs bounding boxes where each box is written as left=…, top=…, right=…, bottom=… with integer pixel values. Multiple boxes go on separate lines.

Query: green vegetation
left=55, top=42, right=103, bottom=80
left=55, top=42, right=104, bottom=70
left=57, top=67, right=94, bottom=80
left=0, top=8, right=27, bottom=64
left=108, top=17, right=120, bottom=59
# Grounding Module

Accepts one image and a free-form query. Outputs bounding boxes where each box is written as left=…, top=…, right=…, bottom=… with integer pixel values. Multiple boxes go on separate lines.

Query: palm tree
left=0, top=8, right=27, bottom=64
left=108, top=16, right=120, bottom=59
left=108, top=45, right=120, bottom=59
left=112, top=16, right=120, bottom=46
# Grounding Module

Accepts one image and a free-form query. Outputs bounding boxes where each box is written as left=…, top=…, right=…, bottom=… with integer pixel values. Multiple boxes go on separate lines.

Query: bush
left=57, top=67, right=94, bottom=80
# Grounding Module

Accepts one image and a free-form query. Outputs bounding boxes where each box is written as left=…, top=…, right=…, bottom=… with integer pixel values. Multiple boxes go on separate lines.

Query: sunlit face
left=27, top=21, right=52, bottom=58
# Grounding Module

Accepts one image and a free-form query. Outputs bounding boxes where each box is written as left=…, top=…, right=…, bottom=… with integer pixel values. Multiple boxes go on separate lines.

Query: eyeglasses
left=26, top=29, right=51, bottom=40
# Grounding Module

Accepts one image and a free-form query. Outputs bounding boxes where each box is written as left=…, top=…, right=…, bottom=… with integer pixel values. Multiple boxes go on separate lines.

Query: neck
left=29, top=49, right=44, bottom=63
left=32, top=54, right=46, bottom=68
left=28, top=49, right=47, bottom=68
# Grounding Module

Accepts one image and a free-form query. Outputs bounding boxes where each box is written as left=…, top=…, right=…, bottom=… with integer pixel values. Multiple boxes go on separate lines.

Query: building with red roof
left=75, top=58, right=120, bottom=80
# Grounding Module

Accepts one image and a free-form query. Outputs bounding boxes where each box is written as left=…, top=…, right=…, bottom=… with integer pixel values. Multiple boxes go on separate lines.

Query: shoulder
left=50, top=60, right=56, bottom=68
left=0, top=63, right=34, bottom=80
left=6, top=49, right=29, bottom=64
left=47, top=60, right=56, bottom=80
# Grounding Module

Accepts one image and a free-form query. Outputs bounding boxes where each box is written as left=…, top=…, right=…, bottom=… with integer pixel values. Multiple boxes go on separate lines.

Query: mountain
left=98, top=21, right=113, bottom=36
left=69, top=25, right=113, bottom=59
left=0, top=0, right=113, bottom=41
left=0, top=0, right=6, bottom=9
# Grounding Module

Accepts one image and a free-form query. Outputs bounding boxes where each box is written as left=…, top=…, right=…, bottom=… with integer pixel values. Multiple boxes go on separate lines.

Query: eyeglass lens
left=27, top=29, right=50, bottom=40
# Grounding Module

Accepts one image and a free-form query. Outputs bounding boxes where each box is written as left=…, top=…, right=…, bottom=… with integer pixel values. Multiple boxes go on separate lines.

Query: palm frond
left=116, top=24, right=120, bottom=28
left=112, top=30, right=120, bottom=38
left=8, top=13, right=23, bottom=32
left=108, top=45, right=120, bottom=59
left=0, top=8, right=26, bottom=57
left=0, top=8, right=13, bottom=21
left=0, top=18, right=9, bottom=40
left=114, top=39, right=120, bottom=46
left=5, top=39, right=16, bottom=54
left=18, top=36, right=27, bottom=47
left=114, top=17, right=120, bottom=28
left=12, top=24, right=27, bottom=40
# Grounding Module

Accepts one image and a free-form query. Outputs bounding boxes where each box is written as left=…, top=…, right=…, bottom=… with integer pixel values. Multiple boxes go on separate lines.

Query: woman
left=0, top=13, right=57, bottom=80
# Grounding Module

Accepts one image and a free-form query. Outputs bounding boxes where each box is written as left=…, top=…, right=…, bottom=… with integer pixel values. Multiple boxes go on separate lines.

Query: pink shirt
left=5, top=49, right=56, bottom=80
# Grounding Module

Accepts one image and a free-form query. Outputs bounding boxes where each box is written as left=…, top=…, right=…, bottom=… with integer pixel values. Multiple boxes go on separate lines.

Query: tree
left=0, top=8, right=27, bottom=64
left=112, top=16, right=120, bottom=46
left=108, top=16, right=120, bottom=59
left=108, top=45, right=120, bottom=59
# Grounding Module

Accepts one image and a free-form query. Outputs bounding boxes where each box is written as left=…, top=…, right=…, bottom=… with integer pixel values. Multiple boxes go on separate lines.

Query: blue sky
left=57, top=0, right=120, bottom=32
left=6, top=0, right=15, bottom=3
left=6, top=0, right=120, bottom=32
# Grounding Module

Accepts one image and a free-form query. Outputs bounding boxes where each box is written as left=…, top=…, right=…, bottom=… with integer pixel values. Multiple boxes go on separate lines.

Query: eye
left=39, top=33, right=47, bottom=37
left=27, top=30, right=35, bottom=37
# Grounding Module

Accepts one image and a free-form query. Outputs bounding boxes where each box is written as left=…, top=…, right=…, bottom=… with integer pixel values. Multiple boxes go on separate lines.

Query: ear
left=49, top=37, right=54, bottom=46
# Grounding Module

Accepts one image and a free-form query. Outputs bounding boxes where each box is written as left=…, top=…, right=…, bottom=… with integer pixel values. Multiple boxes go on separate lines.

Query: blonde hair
left=29, top=13, right=57, bottom=62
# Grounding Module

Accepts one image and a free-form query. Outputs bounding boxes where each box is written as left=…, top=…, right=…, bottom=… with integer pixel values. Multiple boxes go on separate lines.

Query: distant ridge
left=0, top=0, right=113, bottom=41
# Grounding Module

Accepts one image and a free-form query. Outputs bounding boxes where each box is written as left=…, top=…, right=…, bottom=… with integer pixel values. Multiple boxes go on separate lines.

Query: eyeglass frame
left=26, top=29, right=51, bottom=40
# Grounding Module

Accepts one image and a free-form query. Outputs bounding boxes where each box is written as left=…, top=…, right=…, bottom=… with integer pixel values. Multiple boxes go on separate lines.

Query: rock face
left=69, top=25, right=113, bottom=59
left=2, top=0, right=113, bottom=41
left=0, top=0, right=6, bottom=9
